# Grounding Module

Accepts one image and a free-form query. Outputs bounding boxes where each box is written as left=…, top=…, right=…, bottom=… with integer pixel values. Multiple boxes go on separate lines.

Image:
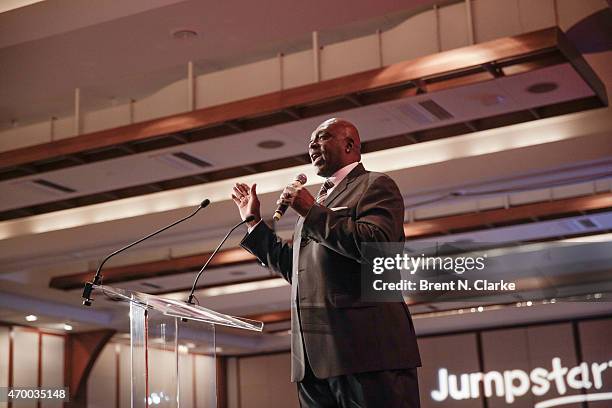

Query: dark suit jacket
left=241, top=163, right=421, bottom=381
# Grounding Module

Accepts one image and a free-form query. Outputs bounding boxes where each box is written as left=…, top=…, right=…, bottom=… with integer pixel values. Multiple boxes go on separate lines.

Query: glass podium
left=94, top=284, right=263, bottom=408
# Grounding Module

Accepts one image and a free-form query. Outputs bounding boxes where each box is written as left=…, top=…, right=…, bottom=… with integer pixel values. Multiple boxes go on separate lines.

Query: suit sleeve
left=301, top=174, right=404, bottom=262
left=240, top=220, right=293, bottom=283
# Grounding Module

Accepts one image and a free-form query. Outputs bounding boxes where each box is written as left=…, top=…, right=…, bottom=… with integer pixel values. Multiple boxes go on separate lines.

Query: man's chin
left=313, top=161, right=324, bottom=174
left=315, top=165, right=331, bottom=177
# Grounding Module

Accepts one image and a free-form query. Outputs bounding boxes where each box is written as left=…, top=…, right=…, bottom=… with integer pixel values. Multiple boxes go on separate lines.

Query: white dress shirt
left=324, top=161, right=360, bottom=197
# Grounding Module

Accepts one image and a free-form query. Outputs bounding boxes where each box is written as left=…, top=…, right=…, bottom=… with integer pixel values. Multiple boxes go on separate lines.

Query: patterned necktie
left=315, top=179, right=334, bottom=204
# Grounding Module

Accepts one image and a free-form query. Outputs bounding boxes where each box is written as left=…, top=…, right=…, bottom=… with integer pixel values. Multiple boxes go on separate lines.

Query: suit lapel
left=323, top=163, right=366, bottom=208
left=294, top=216, right=305, bottom=242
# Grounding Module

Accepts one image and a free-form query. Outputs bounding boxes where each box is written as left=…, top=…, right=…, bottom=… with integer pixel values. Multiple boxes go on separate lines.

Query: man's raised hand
left=231, top=183, right=261, bottom=228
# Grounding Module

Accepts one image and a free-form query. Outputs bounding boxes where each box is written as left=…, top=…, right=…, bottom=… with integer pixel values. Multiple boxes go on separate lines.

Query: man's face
left=308, top=122, right=346, bottom=177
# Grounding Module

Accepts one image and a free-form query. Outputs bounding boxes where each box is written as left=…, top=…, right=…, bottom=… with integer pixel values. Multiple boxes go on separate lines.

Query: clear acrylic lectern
left=94, top=284, right=263, bottom=408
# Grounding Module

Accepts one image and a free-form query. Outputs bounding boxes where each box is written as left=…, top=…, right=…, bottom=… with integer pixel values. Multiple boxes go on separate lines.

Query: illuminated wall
left=2, top=317, right=610, bottom=407
left=226, top=316, right=612, bottom=408
left=419, top=317, right=612, bottom=407
left=88, top=343, right=216, bottom=408
left=0, top=327, right=64, bottom=408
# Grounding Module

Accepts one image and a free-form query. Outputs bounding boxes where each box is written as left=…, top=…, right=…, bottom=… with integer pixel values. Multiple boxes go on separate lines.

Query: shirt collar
left=327, top=162, right=360, bottom=192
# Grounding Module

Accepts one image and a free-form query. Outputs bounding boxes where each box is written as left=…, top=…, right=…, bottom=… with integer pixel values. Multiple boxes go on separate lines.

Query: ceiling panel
left=497, top=63, right=595, bottom=108
left=188, top=126, right=305, bottom=165
left=0, top=61, right=599, bottom=213
left=430, top=77, right=521, bottom=118
left=0, top=0, right=433, bottom=126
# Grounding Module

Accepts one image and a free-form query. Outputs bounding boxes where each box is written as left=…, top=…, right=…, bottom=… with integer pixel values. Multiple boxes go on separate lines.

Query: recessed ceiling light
left=257, top=140, right=284, bottom=149
left=63, top=323, right=73, bottom=331
left=171, top=29, right=199, bottom=40
left=25, top=315, right=38, bottom=322
left=526, top=82, right=558, bottom=94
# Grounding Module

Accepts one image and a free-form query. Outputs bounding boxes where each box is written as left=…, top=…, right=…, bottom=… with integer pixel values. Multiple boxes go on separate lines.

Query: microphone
left=186, top=215, right=255, bottom=305
left=82, top=199, right=211, bottom=306
left=273, top=173, right=307, bottom=221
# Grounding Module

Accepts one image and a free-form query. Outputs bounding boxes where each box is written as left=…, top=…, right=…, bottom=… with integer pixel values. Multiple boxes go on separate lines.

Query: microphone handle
left=273, top=205, right=288, bottom=221
left=82, top=199, right=210, bottom=305
left=186, top=217, right=252, bottom=304
left=273, top=177, right=306, bottom=221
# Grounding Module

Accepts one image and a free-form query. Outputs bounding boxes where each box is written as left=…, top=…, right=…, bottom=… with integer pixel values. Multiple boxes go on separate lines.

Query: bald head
left=308, top=118, right=361, bottom=177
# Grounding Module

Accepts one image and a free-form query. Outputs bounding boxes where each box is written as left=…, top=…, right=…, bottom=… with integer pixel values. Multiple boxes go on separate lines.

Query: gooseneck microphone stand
left=82, top=199, right=211, bottom=306
left=186, top=215, right=255, bottom=305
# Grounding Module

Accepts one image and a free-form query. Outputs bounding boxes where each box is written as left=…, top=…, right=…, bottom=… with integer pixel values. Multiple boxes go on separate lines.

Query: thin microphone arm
left=82, top=199, right=211, bottom=306
left=186, top=215, right=255, bottom=305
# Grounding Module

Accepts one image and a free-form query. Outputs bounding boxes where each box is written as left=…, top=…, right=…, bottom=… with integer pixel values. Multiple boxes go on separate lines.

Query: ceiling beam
left=50, top=247, right=257, bottom=290
left=403, top=191, right=612, bottom=237
left=239, top=269, right=612, bottom=325
left=244, top=310, right=292, bottom=324
left=49, top=192, right=612, bottom=290
left=0, top=28, right=589, bottom=171
left=0, top=94, right=604, bottom=222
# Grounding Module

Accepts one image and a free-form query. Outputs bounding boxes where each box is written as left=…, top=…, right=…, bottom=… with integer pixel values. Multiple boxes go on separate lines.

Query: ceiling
left=0, top=62, right=599, bottom=216
left=0, top=0, right=611, bottom=355
left=0, top=0, right=438, bottom=128
left=0, top=24, right=608, bottom=222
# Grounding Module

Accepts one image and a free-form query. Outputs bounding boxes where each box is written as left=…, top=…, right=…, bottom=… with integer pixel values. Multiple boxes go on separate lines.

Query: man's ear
left=346, top=138, right=354, bottom=152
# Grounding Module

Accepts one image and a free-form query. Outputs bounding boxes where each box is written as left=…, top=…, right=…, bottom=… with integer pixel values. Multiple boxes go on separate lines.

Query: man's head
left=308, top=118, right=361, bottom=177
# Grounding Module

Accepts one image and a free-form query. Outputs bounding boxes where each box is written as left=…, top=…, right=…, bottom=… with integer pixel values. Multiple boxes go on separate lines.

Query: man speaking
left=232, top=118, right=421, bottom=407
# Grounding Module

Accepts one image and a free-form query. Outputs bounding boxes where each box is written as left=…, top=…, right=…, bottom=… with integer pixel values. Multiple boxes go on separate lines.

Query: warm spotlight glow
left=25, top=314, right=37, bottom=322
left=165, top=277, right=287, bottom=300
left=561, top=232, right=612, bottom=243
left=0, top=0, right=45, bottom=13
left=0, top=107, right=609, bottom=240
